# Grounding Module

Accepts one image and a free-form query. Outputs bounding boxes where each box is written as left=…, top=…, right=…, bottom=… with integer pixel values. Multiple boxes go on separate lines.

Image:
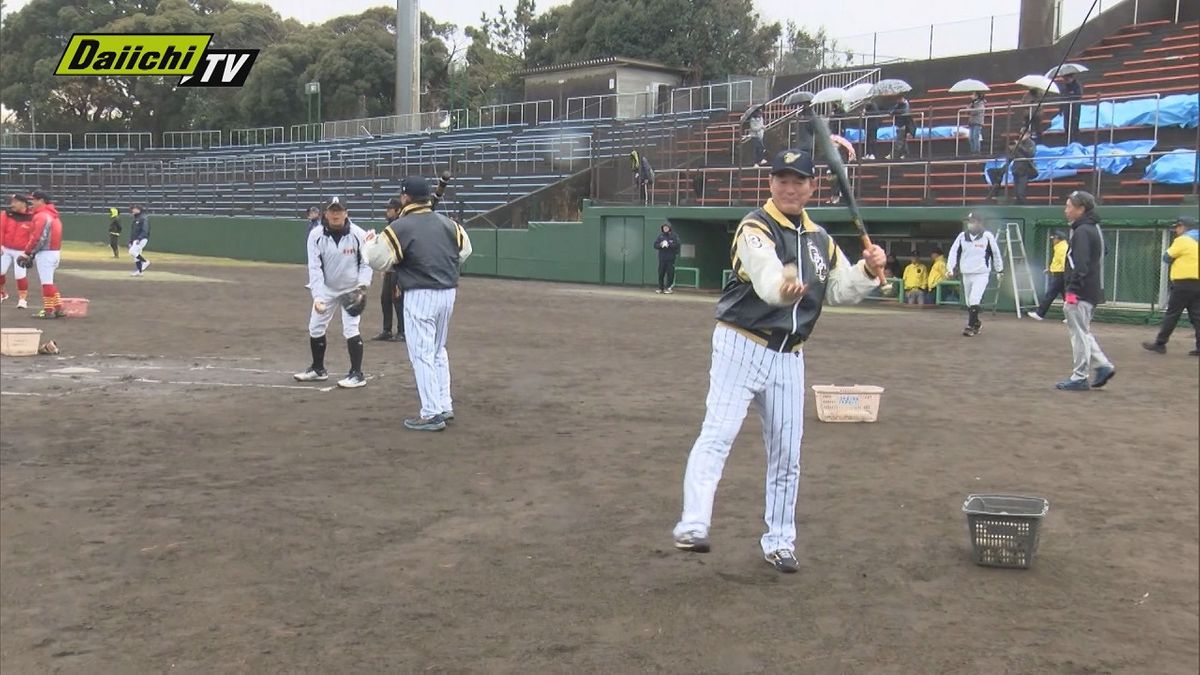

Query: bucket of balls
left=1, top=327, right=43, bottom=356
left=60, top=298, right=89, bottom=318
left=811, top=384, right=885, bottom=422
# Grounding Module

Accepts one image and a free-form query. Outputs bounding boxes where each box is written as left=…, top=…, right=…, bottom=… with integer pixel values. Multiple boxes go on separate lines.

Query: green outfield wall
left=59, top=202, right=1188, bottom=319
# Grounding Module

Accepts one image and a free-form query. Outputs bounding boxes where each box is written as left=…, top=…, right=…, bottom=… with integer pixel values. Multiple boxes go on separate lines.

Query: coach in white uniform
left=294, top=201, right=372, bottom=389
left=363, top=177, right=472, bottom=432
left=947, top=213, right=1004, bottom=337
left=672, top=149, right=886, bottom=573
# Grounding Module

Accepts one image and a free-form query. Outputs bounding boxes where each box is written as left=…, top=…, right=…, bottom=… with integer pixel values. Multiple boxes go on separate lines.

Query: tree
left=497, top=0, right=782, bottom=85
left=775, top=22, right=853, bottom=74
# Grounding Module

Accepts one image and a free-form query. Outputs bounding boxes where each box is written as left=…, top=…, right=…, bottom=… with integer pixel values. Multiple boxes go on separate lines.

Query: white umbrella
left=869, top=78, right=912, bottom=98
left=948, top=78, right=990, bottom=94
left=1045, top=63, right=1089, bottom=78
left=845, top=83, right=873, bottom=104
left=812, top=87, right=847, bottom=105
left=784, top=91, right=815, bottom=106
left=1016, top=74, right=1060, bottom=94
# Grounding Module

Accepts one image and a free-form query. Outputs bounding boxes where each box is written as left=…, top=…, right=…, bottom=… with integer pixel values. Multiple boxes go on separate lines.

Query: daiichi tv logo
left=55, top=33, right=258, bottom=87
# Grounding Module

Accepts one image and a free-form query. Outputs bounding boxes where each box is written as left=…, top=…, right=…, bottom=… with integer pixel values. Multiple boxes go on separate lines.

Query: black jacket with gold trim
left=715, top=199, right=878, bottom=350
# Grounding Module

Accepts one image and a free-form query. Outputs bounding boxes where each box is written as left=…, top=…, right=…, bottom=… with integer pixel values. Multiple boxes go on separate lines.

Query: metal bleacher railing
left=644, top=148, right=1195, bottom=208
left=83, top=132, right=153, bottom=150
left=162, top=130, right=222, bottom=149
left=1, top=132, right=74, bottom=150
left=667, top=80, right=756, bottom=114
left=953, top=92, right=1164, bottom=156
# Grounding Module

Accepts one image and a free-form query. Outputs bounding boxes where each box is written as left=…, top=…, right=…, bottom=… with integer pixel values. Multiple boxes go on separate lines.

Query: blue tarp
left=983, top=140, right=1157, bottom=185
left=1143, top=149, right=1198, bottom=185
left=842, top=125, right=965, bottom=142
left=1048, top=93, right=1199, bottom=131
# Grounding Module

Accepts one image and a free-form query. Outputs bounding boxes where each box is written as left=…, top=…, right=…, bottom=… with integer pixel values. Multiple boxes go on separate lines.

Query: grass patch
left=61, top=241, right=296, bottom=269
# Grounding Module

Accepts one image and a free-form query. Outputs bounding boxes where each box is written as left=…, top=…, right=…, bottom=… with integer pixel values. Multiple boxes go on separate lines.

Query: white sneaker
left=130, top=271, right=142, bottom=277
left=665, top=288, right=674, bottom=294
left=337, top=371, right=366, bottom=388
left=655, top=289, right=663, bottom=294
left=293, top=367, right=328, bottom=382
left=140, top=260, right=150, bottom=272
left=16, top=298, right=27, bottom=309
left=1062, top=319, right=1068, bottom=324
left=0, top=292, right=7, bottom=302
left=1026, top=311, right=1044, bottom=320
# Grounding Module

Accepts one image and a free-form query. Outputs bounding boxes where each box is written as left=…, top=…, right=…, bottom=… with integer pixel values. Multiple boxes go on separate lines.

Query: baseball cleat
left=1090, top=366, right=1115, bottom=389
left=293, top=367, right=328, bottom=382
left=673, top=532, right=710, bottom=553
left=404, top=415, right=446, bottom=431
left=441, top=410, right=455, bottom=422
left=337, top=371, right=366, bottom=388
left=141, top=260, right=150, bottom=272
left=32, top=309, right=60, bottom=319
left=764, top=550, right=799, bottom=573
left=130, top=271, right=142, bottom=277
left=1141, top=341, right=1166, bottom=354
left=1055, top=378, right=1090, bottom=391
left=16, top=298, right=27, bottom=309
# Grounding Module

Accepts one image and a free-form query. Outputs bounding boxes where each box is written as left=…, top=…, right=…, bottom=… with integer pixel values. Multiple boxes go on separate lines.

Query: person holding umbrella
left=1058, top=73, right=1083, bottom=144
left=967, top=92, right=986, bottom=155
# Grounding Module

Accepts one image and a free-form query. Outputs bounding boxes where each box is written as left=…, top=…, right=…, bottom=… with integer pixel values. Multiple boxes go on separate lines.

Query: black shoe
left=441, top=410, right=455, bottom=422
left=372, top=331, right=393, bottom=341
left=673, top=531, right=710, bottom=553
left=1091, top=366, right=1115, bottom=389
left=1142, top=341, right=1166, bottom=354
left=394, top=333, right=406, bottom=342
left=764, top=549, right=799, bottom=573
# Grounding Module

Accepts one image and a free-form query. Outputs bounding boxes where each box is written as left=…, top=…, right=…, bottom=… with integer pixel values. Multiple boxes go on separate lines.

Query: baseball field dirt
left=2, top=251, right=1197, bottom=673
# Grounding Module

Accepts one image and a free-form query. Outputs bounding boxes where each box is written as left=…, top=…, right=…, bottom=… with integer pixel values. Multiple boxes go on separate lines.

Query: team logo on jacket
left=806, top=240, right=829, bottom=282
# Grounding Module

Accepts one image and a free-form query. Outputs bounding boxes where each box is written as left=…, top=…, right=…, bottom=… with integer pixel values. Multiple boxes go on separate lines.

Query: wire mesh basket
left=962, top=494, right=1049, bottom=569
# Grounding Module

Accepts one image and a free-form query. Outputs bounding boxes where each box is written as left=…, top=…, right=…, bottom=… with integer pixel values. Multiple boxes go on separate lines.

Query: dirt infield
left=1, top=250, right=1197, bottom=674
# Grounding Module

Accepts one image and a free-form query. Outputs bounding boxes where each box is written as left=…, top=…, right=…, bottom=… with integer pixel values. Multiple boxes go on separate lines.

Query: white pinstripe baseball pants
left=403, top=288, right=457, bottom=418
left=674, top=325, right=806, bottom=555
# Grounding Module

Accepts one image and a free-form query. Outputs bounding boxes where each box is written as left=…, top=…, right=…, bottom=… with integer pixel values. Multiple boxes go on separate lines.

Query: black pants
left=658, top=259, right=676, bottom=291
left=1036, top=272, right=1066, bottom=317
left=987, top=167, right=1031, bottom=203
left=380, top=271, right=404, bottom=335
left=109, top=234, right=119, bottom=257
left=1155, top=279, right=1200, bottom=348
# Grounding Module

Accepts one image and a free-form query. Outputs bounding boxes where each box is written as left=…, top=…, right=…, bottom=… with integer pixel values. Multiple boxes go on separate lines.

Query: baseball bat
left=432, top=169, right=452, bottom=210
left=809, top=114, right=888, bottom=288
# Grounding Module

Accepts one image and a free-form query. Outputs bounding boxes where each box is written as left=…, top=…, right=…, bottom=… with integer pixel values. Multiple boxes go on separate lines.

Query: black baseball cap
left=9, top=193, right=31, bottom=205
left=964, top=211, right=984, bottom=224
left=400, top=176, right=431, bottom=200
left=1050, top=229, right=1067, bottom=239
left=769, top=149, right=815, bottom=178
left=386, top=197, right=403, bottom=210
left=30, top=189, right=52, bottom=203
left=1174, top=216, right=1197, bottom=229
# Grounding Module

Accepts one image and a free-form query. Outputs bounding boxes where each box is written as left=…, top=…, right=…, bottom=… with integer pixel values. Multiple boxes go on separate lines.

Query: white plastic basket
left=811, top=385, right=885, bottom=423
left=1, top=327, right=43, bottom=357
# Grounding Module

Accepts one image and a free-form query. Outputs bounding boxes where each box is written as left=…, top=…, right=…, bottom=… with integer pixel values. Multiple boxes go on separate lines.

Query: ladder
left=992, top=221, right=1040, bottom=318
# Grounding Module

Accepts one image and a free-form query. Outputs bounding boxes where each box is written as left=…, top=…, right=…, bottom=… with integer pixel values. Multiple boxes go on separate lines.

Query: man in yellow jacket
left=902, top=253, right=928, bottom=304
left=1028, top=230, right=1069, bottom=320
left=926, top=247, right=948, bottom=303
left=1144, top=216, right=1199, bottom=356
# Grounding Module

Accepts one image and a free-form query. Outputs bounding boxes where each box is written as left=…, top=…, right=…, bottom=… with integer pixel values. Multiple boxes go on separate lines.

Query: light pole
left=557, top=79, right=565, bottom=120
left=306, top=81, right=321, bottom=140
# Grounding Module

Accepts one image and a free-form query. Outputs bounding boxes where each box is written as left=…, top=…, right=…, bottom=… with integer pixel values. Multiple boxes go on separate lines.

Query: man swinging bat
left=671, top=149, right=887, bottom=573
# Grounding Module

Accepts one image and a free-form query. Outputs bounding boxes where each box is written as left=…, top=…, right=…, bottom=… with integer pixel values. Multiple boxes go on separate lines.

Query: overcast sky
left=2, top=0, right=1107, bottom=44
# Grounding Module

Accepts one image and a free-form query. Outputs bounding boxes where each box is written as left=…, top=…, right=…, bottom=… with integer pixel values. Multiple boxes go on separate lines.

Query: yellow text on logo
left=55, top=34, right=212, bottom=76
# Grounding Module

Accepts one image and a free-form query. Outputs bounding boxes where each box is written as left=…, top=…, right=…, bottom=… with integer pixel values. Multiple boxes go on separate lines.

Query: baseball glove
left=337, top=286, right=368, bottom=317
left=17, top=254, right=33, bottom=268
left=38, top=340, right=59, bottom=355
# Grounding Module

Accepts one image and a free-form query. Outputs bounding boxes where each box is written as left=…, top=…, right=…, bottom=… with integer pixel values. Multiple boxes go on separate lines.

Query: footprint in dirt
left=716, top=570, right=778, bottom=586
